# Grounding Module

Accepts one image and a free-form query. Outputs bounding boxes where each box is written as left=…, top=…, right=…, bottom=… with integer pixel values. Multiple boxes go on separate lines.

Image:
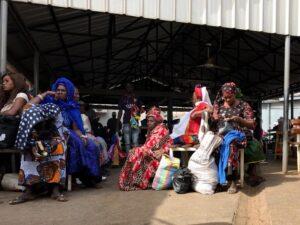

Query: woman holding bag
left=119, top=107, right=172, bottom=191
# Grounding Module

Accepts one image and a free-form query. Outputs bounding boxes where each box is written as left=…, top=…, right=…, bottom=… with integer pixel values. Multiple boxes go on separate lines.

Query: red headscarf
left=146, top=106, right=163, bottom=123
left=194, top=84, right=202, bottom=100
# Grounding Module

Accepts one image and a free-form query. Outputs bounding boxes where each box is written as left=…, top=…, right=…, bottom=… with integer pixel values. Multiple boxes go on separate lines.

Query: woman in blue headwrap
left=29, top=77, right=101, bottom=187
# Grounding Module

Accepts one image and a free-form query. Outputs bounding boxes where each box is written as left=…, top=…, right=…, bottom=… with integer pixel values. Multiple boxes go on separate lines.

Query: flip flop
left=9, top=194, right=35, bottom=205
left=51, top=193, right=68, bottom=202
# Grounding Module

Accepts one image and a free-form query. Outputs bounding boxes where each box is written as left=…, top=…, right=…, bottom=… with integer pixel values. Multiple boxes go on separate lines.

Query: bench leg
left=297, top=147, right=300, bottom=173
left=240, top=149, right=244, bottom=188
left=297, top=135, right=300, bottom=173
left=181, top=151, right=189, bottom=167
left=11, top=154, right=16, bottom=173
left=67, top=175, right=72, bottom=191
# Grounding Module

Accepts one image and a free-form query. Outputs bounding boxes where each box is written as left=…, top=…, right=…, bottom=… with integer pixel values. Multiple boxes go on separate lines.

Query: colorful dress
left=172, top=102, right=209, bottom=145
left=214, top=100, right=264, bottom=170
left=15, top=103, right=67, bottom=187
left=43, top=78, right=101, bottom=184
left=119, top=124, right=172, bottom=191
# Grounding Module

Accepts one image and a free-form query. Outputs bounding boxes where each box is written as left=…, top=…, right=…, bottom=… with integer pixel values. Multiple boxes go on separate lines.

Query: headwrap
left=194, top=84, right=202, bottom=100
left=214, top=82, right=239, bottom=106
left=146, top=106, right=164, bottom=123
left=221, top=82, right=237, bottom=95
left=42, top=77, right=85, bottom=134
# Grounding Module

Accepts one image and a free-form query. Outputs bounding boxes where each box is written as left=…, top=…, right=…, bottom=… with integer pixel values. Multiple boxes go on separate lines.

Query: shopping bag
left=152, top=150, right=180, bottom=190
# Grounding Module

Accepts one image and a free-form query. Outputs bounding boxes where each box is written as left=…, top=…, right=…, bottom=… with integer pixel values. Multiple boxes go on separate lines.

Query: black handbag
left=0, top=115, right=20, bottom=149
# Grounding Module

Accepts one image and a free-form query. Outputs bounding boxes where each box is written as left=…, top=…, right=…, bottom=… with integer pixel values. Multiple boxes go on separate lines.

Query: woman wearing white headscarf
left=171, top=85, right=212, bottom=145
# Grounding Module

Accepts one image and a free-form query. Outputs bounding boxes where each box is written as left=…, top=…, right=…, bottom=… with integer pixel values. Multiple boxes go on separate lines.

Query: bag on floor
left=1, top=173, right=25, bottom=191
left=172, top=168, right=192, bottom=194
left=152, top=151, right=180, bottom=190
left=188, top=156, right=218, bottom=195
left=0, top=115, right=20, bottom=149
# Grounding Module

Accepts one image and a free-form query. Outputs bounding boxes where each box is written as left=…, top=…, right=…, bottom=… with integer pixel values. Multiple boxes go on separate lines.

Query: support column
left=34, top=50, right=39, bottom=95
left=282, top=36, right=291, bottom=174
left=0, top=0, right=8, bottom=75
left=291, top=91, right=294, bottom=119
left=167, top=98, right=173, bottom=132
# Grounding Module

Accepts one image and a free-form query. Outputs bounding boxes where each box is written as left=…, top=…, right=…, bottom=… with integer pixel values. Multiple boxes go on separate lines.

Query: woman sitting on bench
left=212, top=82, right=265, bottom=194
left=119, top=107, right=172, bottom=191
left=28, top=77, right=102, bottom=188
left=171, top=84, right=212, bottom=146
left=0, top=72, right=28, bottom=116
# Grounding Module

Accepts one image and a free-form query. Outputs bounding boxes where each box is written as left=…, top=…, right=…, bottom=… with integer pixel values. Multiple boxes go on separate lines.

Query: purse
left=0, top=115, right=20, bottom=149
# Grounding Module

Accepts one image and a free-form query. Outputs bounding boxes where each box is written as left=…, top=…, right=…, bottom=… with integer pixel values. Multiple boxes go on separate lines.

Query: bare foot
left=227, top=181, right=238, bottom=194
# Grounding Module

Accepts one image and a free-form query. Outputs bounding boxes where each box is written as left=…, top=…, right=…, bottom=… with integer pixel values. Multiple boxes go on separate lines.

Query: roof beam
left=48, top=6, right=75, bottom=76
left=102, top=14, right=115, bottom=88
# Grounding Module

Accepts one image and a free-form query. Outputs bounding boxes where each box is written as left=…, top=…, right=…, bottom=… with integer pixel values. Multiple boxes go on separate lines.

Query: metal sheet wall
left=13, top=0, right=300, bottom=36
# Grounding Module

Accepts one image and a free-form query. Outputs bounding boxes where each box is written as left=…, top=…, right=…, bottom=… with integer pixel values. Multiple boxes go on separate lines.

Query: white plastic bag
left=188, top=156, right=218, bottom=195
left=188, top=132, right=222, bottom=195
left=1, top=173, right=25, bottom=191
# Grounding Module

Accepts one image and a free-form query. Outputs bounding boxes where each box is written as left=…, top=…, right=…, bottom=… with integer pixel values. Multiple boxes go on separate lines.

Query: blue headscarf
left=42, top=77, right=85, bottom=134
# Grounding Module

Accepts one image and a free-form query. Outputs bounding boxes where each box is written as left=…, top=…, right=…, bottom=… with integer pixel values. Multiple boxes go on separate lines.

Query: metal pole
left=34, top=50, right=39, bottom=95
left=0, top=0, right=8, bottom=76
left=168, top=98, right=173, bottom=132
left=282, top=35, right=291, bottom=174
left=291, top=91, right=294, bottom=119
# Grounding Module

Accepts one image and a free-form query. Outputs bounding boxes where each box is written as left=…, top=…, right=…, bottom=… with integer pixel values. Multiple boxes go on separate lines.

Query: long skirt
left=67, top=130, right=101, bottom=180
left=119, top=147, right=159, bottom=191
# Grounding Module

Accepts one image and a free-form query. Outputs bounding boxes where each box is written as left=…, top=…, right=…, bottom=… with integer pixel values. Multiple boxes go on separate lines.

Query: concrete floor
left=0, top=168, right=239, bottom=225
left=1, top=160, right=300, bottom=225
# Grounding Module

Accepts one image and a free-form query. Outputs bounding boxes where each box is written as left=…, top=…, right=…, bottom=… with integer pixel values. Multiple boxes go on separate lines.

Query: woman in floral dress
left=119, top=107, right=172, bottom=191
left=213, top=82, right=265, bottom=193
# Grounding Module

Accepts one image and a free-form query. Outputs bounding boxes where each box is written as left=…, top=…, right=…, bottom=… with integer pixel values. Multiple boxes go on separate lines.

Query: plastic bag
left=1, top=173, right=25, bottom=191
left=172, top=168, right=192, bottom=194
left=188, top=156, right=218, bottom=195
left=152, top=152, right=180, bottom=190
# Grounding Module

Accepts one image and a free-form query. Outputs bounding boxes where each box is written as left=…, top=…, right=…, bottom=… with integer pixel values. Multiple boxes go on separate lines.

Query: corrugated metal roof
left=6, top=1, right=300, bottom=104
left=13, top=0, right=300, bottom=36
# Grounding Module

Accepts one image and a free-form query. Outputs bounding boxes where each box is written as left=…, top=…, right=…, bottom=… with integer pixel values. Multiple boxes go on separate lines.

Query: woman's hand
left=226, top=116, right=241, bottom=123
left=43, top=91, right=56, bottom=98
left=153, top=149, right=164, bottom=159
left=80, top=135, right=88, bottom=145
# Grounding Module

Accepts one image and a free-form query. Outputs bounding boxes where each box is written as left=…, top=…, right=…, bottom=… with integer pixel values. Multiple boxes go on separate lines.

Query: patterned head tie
left=146, top=106, right=164, bottom=123
left=221, top=82, right=237, bottom=95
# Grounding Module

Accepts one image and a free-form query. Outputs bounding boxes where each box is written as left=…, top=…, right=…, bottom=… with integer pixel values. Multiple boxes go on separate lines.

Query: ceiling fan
left=194, top=43, right=230, bottom=71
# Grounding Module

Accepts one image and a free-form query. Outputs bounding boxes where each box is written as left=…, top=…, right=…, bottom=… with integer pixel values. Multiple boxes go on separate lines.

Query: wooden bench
left=170, top=146, right=245, bottom=188
left=0, top=148, right=20, bottom=173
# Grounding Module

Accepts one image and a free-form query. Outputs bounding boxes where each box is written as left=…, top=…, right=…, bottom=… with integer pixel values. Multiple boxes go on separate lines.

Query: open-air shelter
left=1, top=0, right=300, bottom=173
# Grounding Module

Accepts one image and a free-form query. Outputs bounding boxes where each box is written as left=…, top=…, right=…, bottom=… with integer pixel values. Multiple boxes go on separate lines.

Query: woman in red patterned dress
left=119, top=107, right=172, bottom=191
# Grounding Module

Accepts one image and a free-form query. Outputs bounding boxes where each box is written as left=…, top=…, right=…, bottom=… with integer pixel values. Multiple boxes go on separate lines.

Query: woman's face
left=2, top=75, right=14, bottom=92
left=56, top=84, right=67, bottom=101
left=222, top=91, right=236, bottom=106
left=147, top=116, right=157, bottom=131
left=74, top=88, right=80, bottom=102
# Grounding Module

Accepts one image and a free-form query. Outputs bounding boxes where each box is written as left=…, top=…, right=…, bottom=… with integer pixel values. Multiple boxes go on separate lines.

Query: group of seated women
left=119, top=82, right=265, bottom=194
left=0, top=71, right=264, bottom=202
left=0, top=73, right=107, bottom=205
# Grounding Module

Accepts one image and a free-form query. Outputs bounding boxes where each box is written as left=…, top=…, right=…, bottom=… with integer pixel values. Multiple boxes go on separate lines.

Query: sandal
left=51, top=193, right=68, bottom=202
left=9, top=194, right=35, bottom=205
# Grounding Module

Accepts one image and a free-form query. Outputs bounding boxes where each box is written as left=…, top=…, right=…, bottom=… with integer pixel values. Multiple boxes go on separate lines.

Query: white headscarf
left=170, top=87, right=212, bottom=143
